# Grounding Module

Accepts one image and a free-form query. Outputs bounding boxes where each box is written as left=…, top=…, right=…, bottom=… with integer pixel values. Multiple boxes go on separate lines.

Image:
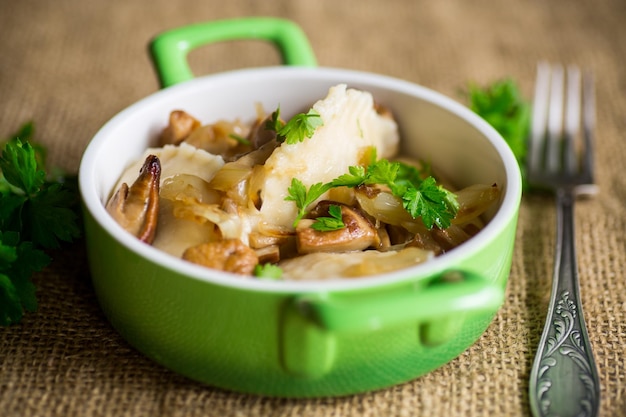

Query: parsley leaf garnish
left=1, top=139, right=46, bottom=196
left=286, top=156, right=458, bottom=231
left=0, top=231, right=51, bottom=318
left=364, top=159, right=458, bottom=229
left=25, top=183, right=82, bottom=248
left=365, top=159, right=400, bottom=189
left=466, top=79, right=530, bottom=183
left=253, top=263, right=283, bottom=279
left=265, top=106, right=284, bottom=132
left=267, top=107, right=324, bottom=145
left=394, top=160, right=429, bottom=194
left=285, top=178, right=331, bottom=227
left=401, top=177, right=459, bottom=229
left=329, top=165, right=367, bottom=188
left=228, top=133, right=251, bottom=146
left=0, top=122, right=82, bottom=325
left=311, top=204, right=345, bottom=231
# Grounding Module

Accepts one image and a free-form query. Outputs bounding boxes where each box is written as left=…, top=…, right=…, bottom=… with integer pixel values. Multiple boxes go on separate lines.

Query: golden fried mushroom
left=183, top=120, right=252, bottom=161
left=160, top=110, right=202, bottom=146
left=182, top=238, right=259, bottom=275
left=106, top=155, right=161, bottom=244
left=296, top=201, right=381, bottom=254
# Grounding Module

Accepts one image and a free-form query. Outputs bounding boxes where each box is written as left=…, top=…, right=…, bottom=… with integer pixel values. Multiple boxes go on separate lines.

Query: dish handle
left=149, top=17, right=318, bottom=88
left=280, top=270, right=505, bottom=377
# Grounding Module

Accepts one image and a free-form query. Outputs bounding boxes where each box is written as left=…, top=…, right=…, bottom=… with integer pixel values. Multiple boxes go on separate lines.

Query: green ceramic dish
left=78, top=18, right=522, bottom=397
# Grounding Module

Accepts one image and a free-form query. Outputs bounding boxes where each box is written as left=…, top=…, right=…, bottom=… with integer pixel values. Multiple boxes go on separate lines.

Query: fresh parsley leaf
left=466, top=79, right=530, bottom=179
left=365, top=159, right=400, bottom=188
left=0, top=232, right=18, bottom=269
left=285, top=178, right=331, bottom=227
left=1, top=122, right=47, bottom=171
left=394, top=161, right=428, bottom=194
left=253, top=263, right=283, bottom=279
left=402, top=177, right=459, bottom=229
left=24, top=182, right=81, bottom=249
left=9, top=239, right=50, bottom=311
left=288, top=153, right=458, bottom=230
left=265, top=106, right=285, bottom=132
left=329, top=165, right=367, bottom=188
left=284, top=178, right=308, bottom=215
left=311, top=204, right=345, bottom=231
left=0, top=231, right=50, bottom=325
left=0, top=122, right=82, bottom=325
left=228, top=133, right=251, bottom=146
left=276, top=109, right=323, bottom=144
left=329, top=159, right=400, bottom=189
left=0, top=274, right=22, bottom=326
left=0, top=192, right=27, bottom=232
left=0, top=139, right=46, bottom=196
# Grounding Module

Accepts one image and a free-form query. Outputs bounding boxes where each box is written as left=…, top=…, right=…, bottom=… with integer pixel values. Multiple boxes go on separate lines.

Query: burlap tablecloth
left=1, top=0, right=625, bottom=415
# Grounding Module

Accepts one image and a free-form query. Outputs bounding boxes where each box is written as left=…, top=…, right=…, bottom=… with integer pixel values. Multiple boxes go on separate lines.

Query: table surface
left=1, top=0, right=625, bottom=416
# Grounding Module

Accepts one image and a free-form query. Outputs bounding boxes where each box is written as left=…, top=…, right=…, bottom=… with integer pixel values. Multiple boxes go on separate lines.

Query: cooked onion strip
left=452, top=183, right=500, bottom=225
left=279, top=247, right=433, bottom=280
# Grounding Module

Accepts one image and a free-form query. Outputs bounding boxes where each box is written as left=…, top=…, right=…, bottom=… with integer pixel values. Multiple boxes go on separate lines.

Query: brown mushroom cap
left=159, top=110, right=202, bottom=146
left=295, top=201, right=381, bottom=254
left=105, top=154, right=161, bottom=244
left=182, top=238, right=259, bottom=275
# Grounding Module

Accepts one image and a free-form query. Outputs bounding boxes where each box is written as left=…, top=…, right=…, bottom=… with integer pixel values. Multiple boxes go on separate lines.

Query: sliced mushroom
left=183, top=119, right=252, bottom=161
left=254, top=244, right=281, bottom=264
left=407, top=229, right=445, bottom=256
left=430, top=224, right=473, bottom=253
left=159, top=110, right=202, bottom=146
left=106, top=155, right=161, bottom=244
left=296, top=201, right=381, bottom=254
left=246, top=113, right=279, bottom=149
left=182, top=238, right=259, bottom=275
left=385, top=224, right=412, bottom=247
left=248, top=232, right=288, bottom=249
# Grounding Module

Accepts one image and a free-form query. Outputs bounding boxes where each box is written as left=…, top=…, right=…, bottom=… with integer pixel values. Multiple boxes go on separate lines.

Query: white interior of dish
left=79, top=67, right=521, bottom=292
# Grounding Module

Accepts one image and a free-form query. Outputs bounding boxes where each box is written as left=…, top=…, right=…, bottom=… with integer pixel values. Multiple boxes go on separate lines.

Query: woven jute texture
left=1, top=0, right=625, bottom=415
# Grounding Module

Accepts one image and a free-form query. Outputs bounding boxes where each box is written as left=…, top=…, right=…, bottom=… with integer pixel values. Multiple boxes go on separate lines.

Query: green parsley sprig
left=285, top=179, right=331, bottom=228
left=253, top=263, right=283, bottom=279
left=310, top=204, right=345, bottom=232
left=465, top=78, right=530, bottom=182
left=265, top=106, right=324, bottom=145
left=285, top=154, right=459, bottom=230
left=0, top=122, right=82, bottom=325
left=332, top=157, right=459, bottom=229
left=228, top=133, right=251, bottom=146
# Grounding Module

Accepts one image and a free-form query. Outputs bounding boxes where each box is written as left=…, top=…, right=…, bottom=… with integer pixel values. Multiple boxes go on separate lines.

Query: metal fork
left=527, top=62, right=601, bottom=417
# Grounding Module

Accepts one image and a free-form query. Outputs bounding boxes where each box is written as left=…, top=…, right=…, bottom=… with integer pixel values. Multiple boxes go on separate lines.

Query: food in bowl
left=80, top=60, right=521, bottom=397
left=105, top=84, right=500, bottom=280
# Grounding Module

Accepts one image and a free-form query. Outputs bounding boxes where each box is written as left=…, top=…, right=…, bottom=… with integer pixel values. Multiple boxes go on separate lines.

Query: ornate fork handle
left=529, top=187, right=601, bottom=417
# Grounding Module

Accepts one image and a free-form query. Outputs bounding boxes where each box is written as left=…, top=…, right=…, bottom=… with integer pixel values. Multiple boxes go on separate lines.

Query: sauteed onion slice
left=279, top=247, right=433, bottom=280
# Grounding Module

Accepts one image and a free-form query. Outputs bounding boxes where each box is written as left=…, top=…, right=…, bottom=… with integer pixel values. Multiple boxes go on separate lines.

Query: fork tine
left=528, top=63, right=597, bottom=195
left=564, top=65, right=581, bottom=174
left=582, top=72, right=596, bottom=179
left=528, top=62, right=551, bottom=174
left=546, top=65, right=564, bottom=173
left=576, top=72, right=599, bottom=196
